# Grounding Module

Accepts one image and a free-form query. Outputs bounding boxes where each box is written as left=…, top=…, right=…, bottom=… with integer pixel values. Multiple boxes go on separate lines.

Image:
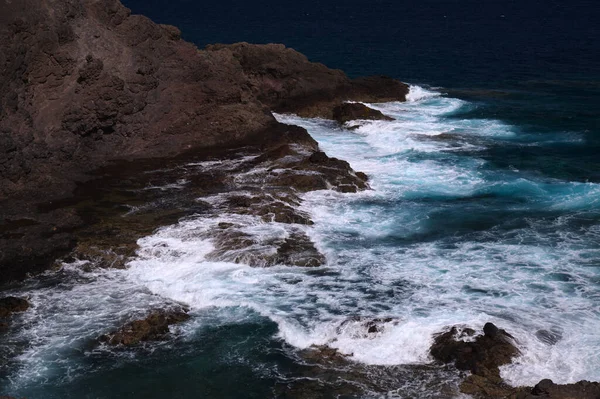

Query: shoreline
left=1, top=0, right=599, bottom=398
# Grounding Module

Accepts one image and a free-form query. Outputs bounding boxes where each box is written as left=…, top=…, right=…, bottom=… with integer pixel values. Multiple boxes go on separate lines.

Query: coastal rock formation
left=0, top=296, right=30, bottom=318
left=430, top=323, right=600, bottom=399
left=508, top=379, right=600, bottom=399
left=99, top=308, right=190, bottom=346
left=332, top=103, right=393, bottom=125
left=430, top=323, right=520, bottom=398
left=0, top=296, right=29, bottom=329
left=0, top=0, right=406, bottom=282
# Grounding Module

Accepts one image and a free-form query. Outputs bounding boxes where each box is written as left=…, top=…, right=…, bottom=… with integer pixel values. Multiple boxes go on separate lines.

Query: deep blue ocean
left=1, top=1, right=600, bottom=398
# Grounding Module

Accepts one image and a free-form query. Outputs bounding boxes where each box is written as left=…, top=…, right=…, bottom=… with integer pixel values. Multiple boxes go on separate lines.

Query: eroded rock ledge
left=0, top=0, right=407, bottom=282
left=99, top=307, right=190, bottom=346
left=430, top=323, right=600, bottom=399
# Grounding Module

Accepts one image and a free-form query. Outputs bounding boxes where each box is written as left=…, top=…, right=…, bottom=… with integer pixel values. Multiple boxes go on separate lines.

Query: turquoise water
left=1, top=86, right=599, bottom=398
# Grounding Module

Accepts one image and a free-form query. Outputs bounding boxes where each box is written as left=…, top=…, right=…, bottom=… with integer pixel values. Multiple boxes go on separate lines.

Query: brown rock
left=430, top=323, right=520, bottom=398
left=332, top=102, right=393, bottom=125
left=99, top=308, right=190, bottom=346
left=0, top=0, right=404, bottom=283
left=0, top=296, right=30, bottom=318
left=508, top=379, right=600, bottom=399
left=430, top=323, right=519, bottom=375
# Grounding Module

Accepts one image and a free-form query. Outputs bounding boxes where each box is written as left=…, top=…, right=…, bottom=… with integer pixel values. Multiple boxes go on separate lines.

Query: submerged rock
left=332, top=102, right=393, bottom=125
left=336, top=316, right=398, bottom=337
left=99, top=308, right=190, bottom=346
left=0, top=296, right=30, bottom=318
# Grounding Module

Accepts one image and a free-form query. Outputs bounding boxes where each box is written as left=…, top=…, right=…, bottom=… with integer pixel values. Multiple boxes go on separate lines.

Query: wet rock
left=208, top=226, right=325, bottom=268
left=0, top=297, right=30, bottom=318
left=283, top=344, right=464, bottom=399
left=299, top=345, right=352, bottom=366
left=460, top=372, right=515, bottom=398
left=99, top=308, right=190, bottom=346
left=430, top=323, right=518, bottom=374
left=483, top=322, right=500, bottom=338
left=430, top=323, right=520, bottom=398
left=336, top=316, right=398, bottom=336
left=275, top=233, right=326, bottom=267
left=508, top=379, right=600, bottom=399
left=332, top=102, right=393, bottom=125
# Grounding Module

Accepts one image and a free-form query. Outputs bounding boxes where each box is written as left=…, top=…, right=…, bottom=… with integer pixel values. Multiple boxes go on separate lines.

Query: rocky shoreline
left=0, top=0, right=407, bottom=283
left=1, top=0, right=598, bottom=398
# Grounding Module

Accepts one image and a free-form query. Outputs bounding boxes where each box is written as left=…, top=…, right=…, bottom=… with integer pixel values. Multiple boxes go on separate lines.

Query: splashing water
left=2, top=86, right=600, bottom=398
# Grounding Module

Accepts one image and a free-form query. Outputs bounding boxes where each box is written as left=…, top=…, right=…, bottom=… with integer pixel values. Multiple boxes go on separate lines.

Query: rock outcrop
left=0, top=296, right=29, bottom=329
left=0, top=296, right=30, bottom=318
left=431, top=323, right=600, bottom=399
left=0, top=0, right=407, bottom=283
left=99, top=308, right=190, bottom=346
left=332, top=102, right=393, bottom=125
left=508, top=379, right=600, bottom=399
left=430, top=323, right=521, bottom=398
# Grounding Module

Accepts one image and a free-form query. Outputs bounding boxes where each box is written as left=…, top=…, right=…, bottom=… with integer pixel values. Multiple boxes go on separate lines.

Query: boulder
left=332, top=103, right=393, bottom=125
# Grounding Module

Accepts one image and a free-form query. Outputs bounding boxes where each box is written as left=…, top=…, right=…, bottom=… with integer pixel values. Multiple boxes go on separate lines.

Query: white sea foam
left=5, top=85, right=600, bottom=392
left=405, top=85, right=441, bottom=102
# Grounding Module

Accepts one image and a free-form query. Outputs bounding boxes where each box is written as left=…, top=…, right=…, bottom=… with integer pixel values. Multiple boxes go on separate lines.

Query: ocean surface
left=2, top=1, right=600, bottom=398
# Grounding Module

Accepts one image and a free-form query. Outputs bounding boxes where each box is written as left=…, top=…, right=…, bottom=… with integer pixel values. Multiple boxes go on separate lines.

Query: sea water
left=1, top=85, right=599, bottom=398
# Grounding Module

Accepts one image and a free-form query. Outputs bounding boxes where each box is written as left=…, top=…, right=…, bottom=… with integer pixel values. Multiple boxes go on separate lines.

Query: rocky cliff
left=0, top=0, right=408, bottom=282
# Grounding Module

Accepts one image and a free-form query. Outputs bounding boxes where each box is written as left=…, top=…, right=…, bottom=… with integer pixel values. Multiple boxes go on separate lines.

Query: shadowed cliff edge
left=0, top=0, right=408, bottom=282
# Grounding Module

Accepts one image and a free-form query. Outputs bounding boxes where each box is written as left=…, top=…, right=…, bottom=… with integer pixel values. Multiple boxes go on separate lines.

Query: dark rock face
left=332, top=103, right=393, bottom=125
left=205, top=44, right=409, bottom=119
left=430, top=323, right=520, bottom=398
left=0, top=0, right=403, bottom=283
left=508, top=379, right=600, bottom=399
left=0, top=296, right=30, bottom=318
left=99, top=308, right=190, bottom=346
left=430, top=323, right=600, bottom=399
left=430, top=323, right=519, bottom=374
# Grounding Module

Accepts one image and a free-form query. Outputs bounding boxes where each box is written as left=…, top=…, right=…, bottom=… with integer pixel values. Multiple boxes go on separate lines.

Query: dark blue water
left=2, top=1, right=600, bottom=398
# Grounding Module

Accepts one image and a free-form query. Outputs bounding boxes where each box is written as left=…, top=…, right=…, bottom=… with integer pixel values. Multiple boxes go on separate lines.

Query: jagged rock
left=0, top=296, right=30, bottom=318
left=430, top=323, right=520, bottom=398
left=430, top=323, right=519, bottom=374
left=99, top=308, right=190, bottom=346
left=332, top=102, right=393, bottom=124
left=207, top=225, right=325, bottom=268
